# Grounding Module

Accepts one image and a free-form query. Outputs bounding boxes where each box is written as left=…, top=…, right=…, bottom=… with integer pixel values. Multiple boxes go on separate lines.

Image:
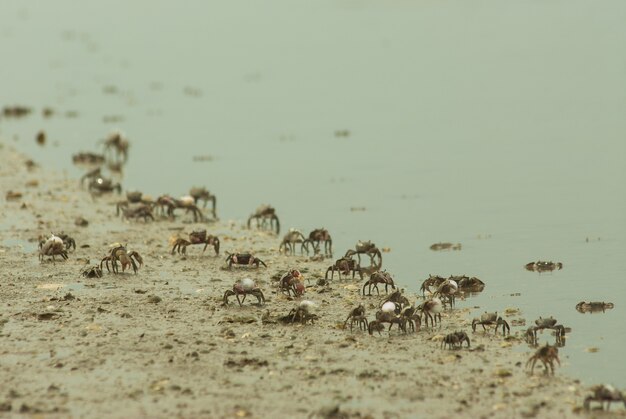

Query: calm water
left=1, top=1, right=625, bottom=386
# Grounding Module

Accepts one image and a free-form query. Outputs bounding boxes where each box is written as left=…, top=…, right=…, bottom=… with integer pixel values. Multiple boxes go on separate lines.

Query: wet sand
left=0, top=143, right=605, bottom=418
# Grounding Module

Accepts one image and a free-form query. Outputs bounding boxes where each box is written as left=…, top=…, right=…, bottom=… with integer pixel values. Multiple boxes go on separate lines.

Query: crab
left=225, top=253, right=267, bottom=269
left=116, top=191, right=154, bottom=215
left=100, top=244, right=143, bottom=274
left=120, top=203, right=155, bottom=222
left=441, top=331, right=471, bottom=349
left=88, top=176, right=122, bottom=196
left=455, top=276, right=486, bottom=293
left=433, top=278, right=458, bottom=308
left=40, top=233, right=76, bottom=251
left=343, top=304, right=368, bottom=331
left=525, top=261, right=563, bottom=273
left=286, top=300, right=318, bottom=324
left=576, top=301, right=614, bottom=314
left=584, top=384, right=626, bottom=411
left=278, top=229, right=306, bottom=255
left=528, top=316, right=566, bottom=340
left=374, top=308, right=406, bottom=334
left=325, top=256, right=363, bottom=280
left=419, top=275, right=447, bottom=296
left=189, top=187, right=217, bottom=219
left=171, top=230, right=219, bottom=255
left=362, top=270, right=396, bottom=296
left=368, top=320, right=385, bottom=336
left=80, top=167, right=103, bottom=187
left=526, top=343, right=560, bottom=375
left=381, top=290, right=410, bottom=310
left=301, top=228, right=333, bottom=256
left=344, top=240, right=382, bottom=267
left=72, top=152, right=105, bottom=165
left=222, top=278, right=265, bottom=306
left=418, top=298, right=443, bottom=328
left=154, top=195, right=204, bottom=222
left=81, top=265, right=103, bottom=278
left=101, top=131, right=129, bottom=162
left=279, top=269, right=305, bottom=297
left=38, top=234, right=68, bottom=262
left=399, top=305, right=421, bottom=333
left=247, top=205, right=280, bottom=234
left=472, top=312, right=510, bottom=335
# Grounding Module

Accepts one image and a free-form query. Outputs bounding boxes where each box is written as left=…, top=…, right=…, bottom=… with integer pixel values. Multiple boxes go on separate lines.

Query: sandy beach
left=0, top=143, right=612, bottom=418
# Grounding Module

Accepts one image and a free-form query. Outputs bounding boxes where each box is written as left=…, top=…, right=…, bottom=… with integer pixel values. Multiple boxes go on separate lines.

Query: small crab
left=418, top=298, right=443, bottom=328
left=433, top=278, right=458, bottom=308
left=121, top=203, right=155, bottom=222
left=247, top=205, right=280, bottom=234
left=419, top=275, right=447, bottom=296
left=171, top=230, right=219, bottom=256
left=81, top=265, right=102, bottom=278
left=343, top=304, right=368, bottom=331
left=154, top=195, right=204, bottom=222
left=325, top=256, right=363, bottom=280
left=525, top=261, right=563, bottom=273
left=374, top=309, right=406, bottom=334
left=584, top=384, right=626, bottom=411
left=345, top=240, right=382, bottom=267
left=455, top=275, right=486, bottom=293
left=362, top=270, right=396, bottom=296
left=286, top=300, right=318, bottom=324
left=225, top=253, right=267, bottom=269
left=441, top=331, right=470, bottom=349
left=40, top=233, right=76, bottom=251
left=189, top=187, right=217, bottom=219
left=279, top=269, right=305, bottom=297
left=100, top=244, right=143, bottom=274
left=399, top=305, right=421, bottom=333
left=381, top=290, right=410, bottom=311
left=39, top=234, right=68, bottom=262
left=576, top=301, right=614, bottom=314
left=526, top=343, right=560, bottom=375
left=368, top=320, right=385, bottom=336
left=528, top=316, right=566, bottom=342
left=472, top=312, right=510, bottom=335
left=100, top=131, right=129, bottom=162
left=278, top=229, right=306, bottom=255
left=116, top=191, right=154, bottom=215
left=88, top=176, right=122, bottom=196
left=301, top=228, right=333, bottom=256
left=223, top=278, right=265, bottom=306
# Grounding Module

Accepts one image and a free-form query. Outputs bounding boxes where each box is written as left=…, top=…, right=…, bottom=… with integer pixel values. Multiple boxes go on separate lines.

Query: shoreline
left=0, top=143, right=600, bottom=418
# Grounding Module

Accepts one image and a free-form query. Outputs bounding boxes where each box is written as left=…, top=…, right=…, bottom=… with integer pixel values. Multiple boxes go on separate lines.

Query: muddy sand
left=0, top=143, right=605, bottom=418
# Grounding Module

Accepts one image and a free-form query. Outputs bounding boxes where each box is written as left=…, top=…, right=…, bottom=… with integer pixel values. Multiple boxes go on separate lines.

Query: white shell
left=430, top=297, right=443, bottom=313
left=381, top=301, right=396, bottom=313
left=299, top=300, right=316, bottom=312
left=240, top=277, right=255, bottom=291
left=179, top=196, right=194, bottom=206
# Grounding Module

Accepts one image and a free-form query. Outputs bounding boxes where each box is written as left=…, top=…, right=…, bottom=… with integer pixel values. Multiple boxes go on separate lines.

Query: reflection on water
left=1, top=0, right=625, bottom=386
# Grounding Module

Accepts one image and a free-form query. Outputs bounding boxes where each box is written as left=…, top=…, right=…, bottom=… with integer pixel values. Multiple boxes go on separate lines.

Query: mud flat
left=0, top=143, right=600, bottom=418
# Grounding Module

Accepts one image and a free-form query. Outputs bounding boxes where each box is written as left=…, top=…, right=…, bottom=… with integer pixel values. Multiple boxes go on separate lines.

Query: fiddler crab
left=279, top=269, right=305, bottom=297
left=526, top=343, right=560, bottom=375
left=344, top=240, right=382, bottom=267
left=278, top=229, right=306, bottom=255
left=433, top=278, right=458, bottom=308
left=154, top=195, right=204, bottom=222
left=116, top=191, right=154, bottom=216
left=189, top=187, right=217, bottom=219
left=472, top=312, right=510, bottom=335
left=361, top=270, right=396, bottom=296
left=81, top=265, right=103, bottom=278
left=525, top=316, right=566, bottom=346
left=525, top=261, right=563, bottom=273
left=576, top=301, right=614, bottom=314
left=39, top=233, right=76, bottom=251
left=222, top=278, right=265, bottom=306
left=247, top=204, right=280, bottom=234
left=369, top=301, right=406, bottom=335
left=100, top=243, right=143, bottom=274
left=38, top=234, right=69, bottom=262
left=286, top=300, right=318, bottom=325
left=418, top=297, right=444, bottom=328
left=301, top=228, right=332, bottom=256
left=171, top=229, right=219, bottom=256
left=325, top=256, right=363, bottom=280
left=100, top=131, right=129, bottom=163
left=441, top=331, right=471, bottom=350
left=225, top=252, right=267, bottom=269
left=344, top=304, right=368, bottom=331
left=399, top=305, right=421, bottom=333
left=584, top=384, right=626, bottom=411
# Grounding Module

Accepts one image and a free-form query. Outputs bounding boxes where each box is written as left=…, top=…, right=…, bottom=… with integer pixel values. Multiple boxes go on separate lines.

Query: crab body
left=325, top=256, right=363, bottom=280
left=362, top=270, right=395, bottom=296
left=171, top=230, right=219, bottom=255
left=39, top=235, right=68, bottom=262
left=278, top=229, right=306, bottom=255
left=223, top=278, right=265, bottom=306
left=301, top=228, right=332, bottom=256
left=472, top=311, right=510, bottom=335
left=225, top=253, right=267, bottom=269
left=247, top=205, right=280, bottom=234
left=189, top=187, right=217, bottom=218
left=100, top=244, right=143, bottom=274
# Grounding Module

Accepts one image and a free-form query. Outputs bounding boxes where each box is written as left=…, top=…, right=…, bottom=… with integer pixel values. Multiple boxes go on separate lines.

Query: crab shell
left=381, top=301, right=397, bottom=313
left=429, top=298, right=443, bottom=313
left=239, top=277, right=256, bottom=291
left=179, top=195, right=195, bottom=206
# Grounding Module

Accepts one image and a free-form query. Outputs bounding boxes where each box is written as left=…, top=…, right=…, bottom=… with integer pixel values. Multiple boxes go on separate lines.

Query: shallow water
left=1, top=1, right=625, bottom=386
